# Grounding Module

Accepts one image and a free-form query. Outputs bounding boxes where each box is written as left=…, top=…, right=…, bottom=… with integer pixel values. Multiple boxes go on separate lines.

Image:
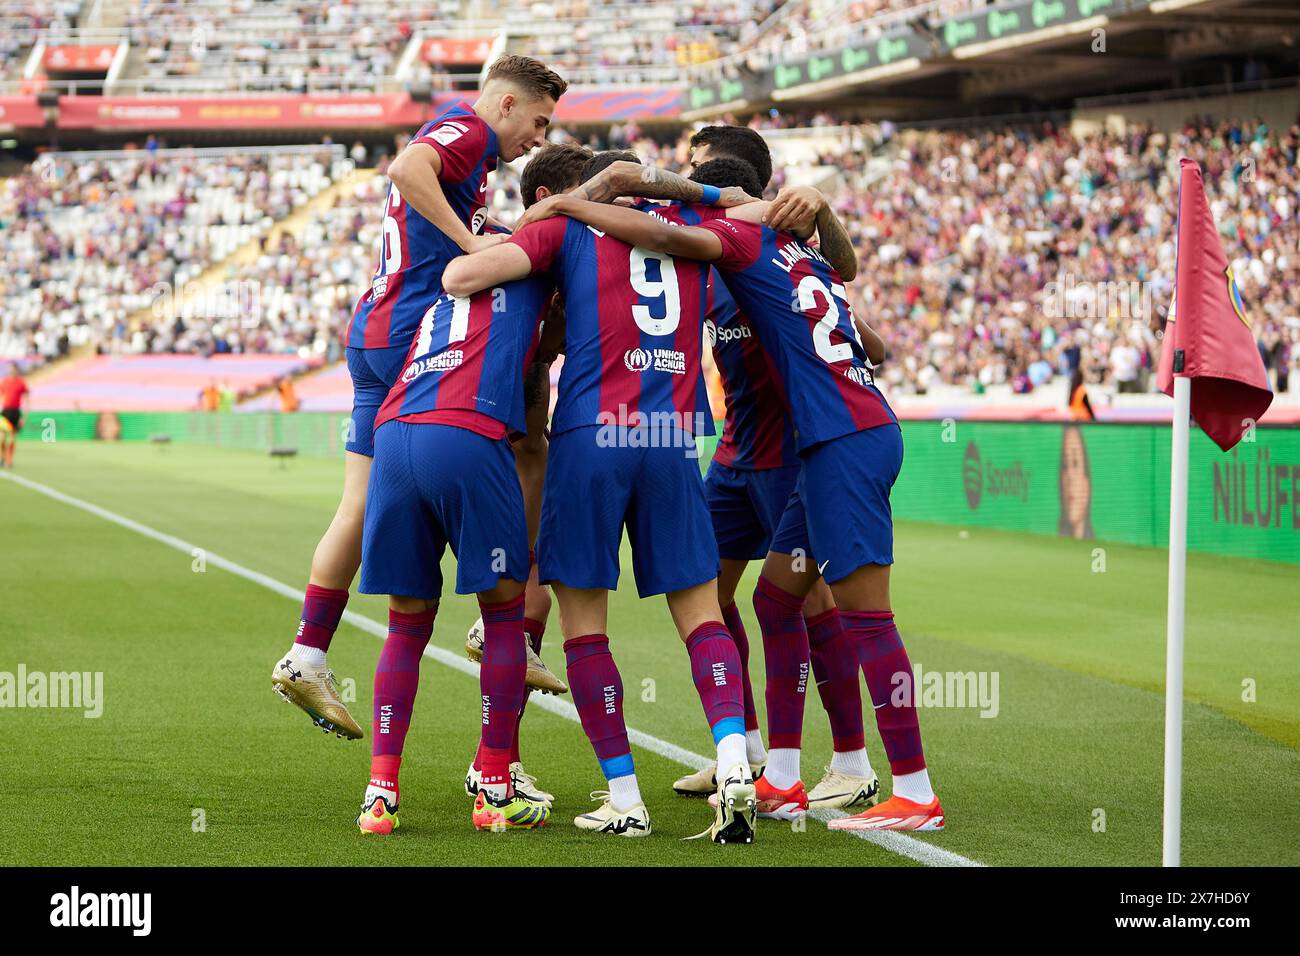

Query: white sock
left=716, top=733, right=749, bottom=779
left=763, top=748, right=801, bottom=790
left=291, top=643, right=326, bottom=667
left=745, top=730, right=768, bottom=765
left=481, top=780, right=510, bottom=801
left=609, top=774, right=642, bottom=812
left=364, top=783, right=398, bottom=808
left=830, top=748, right=872, bottom=778
left=891, top=768, right=935, bottom=804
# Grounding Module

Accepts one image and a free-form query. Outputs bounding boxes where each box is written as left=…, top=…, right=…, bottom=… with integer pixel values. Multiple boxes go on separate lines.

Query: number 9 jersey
left=507, top=216, right=715, bottom=438
left=696, top=217, right=896, bottom=451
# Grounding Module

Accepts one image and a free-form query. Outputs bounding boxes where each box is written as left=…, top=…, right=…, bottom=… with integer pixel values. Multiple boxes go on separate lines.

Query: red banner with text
left=56, top=94, right=429, bottom=130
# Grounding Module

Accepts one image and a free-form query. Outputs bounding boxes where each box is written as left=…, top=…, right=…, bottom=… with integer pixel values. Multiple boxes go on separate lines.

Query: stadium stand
left=2, top=0, right=1296, bottom=415
left=839, top=118, right=1298, bottom=402
left=5, top=115, right=1296, bottom=412
left=0, top=144, right=352, bottom=370
left=8, top=0, right=815, bottom=93
left=118, top=0, right=465, bottom=95
left=493, top=0, right=788, bottom=84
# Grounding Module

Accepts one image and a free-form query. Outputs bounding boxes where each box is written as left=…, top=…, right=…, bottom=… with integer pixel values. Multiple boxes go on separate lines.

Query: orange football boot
left=827, top=794, right=944, bottom=831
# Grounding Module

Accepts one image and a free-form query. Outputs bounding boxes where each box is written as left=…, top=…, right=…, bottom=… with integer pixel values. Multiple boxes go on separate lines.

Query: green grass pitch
left=0, top=440, right=1296, bottom=866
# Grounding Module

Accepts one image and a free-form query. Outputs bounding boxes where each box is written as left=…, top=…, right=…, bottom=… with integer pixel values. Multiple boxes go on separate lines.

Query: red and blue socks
left=367, top=606, right=435, bottom=805
left=753, top=577, right=811, bottom=789
left=806, top=607, right=873, bottom=777
left=842, top=610, right=933, bottom=803
left=477, top=595, right=527, bottom=799
left=565, top=634, right=641, bottom=810
left=472, top=616, right=545, bottom=775
left=685, top=622, right=748, bottom=776
left=512, top=616, right=546, bottom=763
left=721, top=601, right=767, bottom=764
left=292, top=584, right=349, bottom=664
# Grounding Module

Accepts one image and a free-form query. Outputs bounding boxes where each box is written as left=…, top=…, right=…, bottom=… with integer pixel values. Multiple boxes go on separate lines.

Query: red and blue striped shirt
left=346, top=102, right=498, bottom=351
left=699, top=217, right=894, bottom=451
left=509, top=216, right=714, bottom=438
left=374, top=277, right=553, bottom=440
left=646, top=202, right=799, bottom=470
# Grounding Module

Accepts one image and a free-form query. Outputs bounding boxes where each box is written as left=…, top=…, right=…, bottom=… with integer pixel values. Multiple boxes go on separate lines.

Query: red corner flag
left=1156, top=158, right=1272, bottom=451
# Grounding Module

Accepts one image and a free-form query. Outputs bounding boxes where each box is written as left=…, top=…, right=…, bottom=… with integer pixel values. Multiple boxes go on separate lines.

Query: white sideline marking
left=2, top=470, right=983, bottom=868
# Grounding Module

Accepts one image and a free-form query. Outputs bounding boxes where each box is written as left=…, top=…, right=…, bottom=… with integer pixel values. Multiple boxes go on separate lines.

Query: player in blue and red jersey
left=353, top=142, right=593, bottom=836
left=441, top=179, right=765, bottom=845
left=514, top=177, right=946, bottom=833
left=566, top=148, right=892, bottom=818
left=272, top=55, right=567, bottom=743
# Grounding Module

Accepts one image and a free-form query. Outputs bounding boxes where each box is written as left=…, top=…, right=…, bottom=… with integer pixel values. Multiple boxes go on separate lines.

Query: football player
left=514, top=168, right=946, bottom=832
left=271, top=55, right=567, bottom=742
left=354, top=142, right=594, bottom=835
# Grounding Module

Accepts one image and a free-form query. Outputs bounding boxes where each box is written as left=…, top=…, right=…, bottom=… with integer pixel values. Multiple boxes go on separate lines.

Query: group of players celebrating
left=270, top=54, right=944, bottom=845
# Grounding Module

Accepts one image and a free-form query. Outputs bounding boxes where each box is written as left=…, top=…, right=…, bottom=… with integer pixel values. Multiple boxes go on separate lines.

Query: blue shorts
left=360, top=421, right=530, bottom=599
left=704, top=461, right=802, bottom=562
left=537, top=425, right=719, bottom=598
left=769, top=485, right=812, bottom=559
left=346, top=344, right=410, bottom=457
left=771, top=424, right=903, bottom=583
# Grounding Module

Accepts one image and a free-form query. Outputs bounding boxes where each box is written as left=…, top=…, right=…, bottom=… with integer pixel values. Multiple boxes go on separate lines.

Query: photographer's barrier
left=22, top=412, right=1300, bottom=564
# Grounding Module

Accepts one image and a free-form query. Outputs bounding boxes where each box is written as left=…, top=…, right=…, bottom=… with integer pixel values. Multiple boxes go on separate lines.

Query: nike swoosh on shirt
left=817, top=560, right=830, bottom=574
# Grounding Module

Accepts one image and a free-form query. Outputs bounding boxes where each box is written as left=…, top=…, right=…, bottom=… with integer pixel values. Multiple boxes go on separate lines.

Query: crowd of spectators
left=1, top=0, right=83, bottom=84
left=560, top=115, right=1299, bottom=397
left=124, top=0, right=461, bottom=93
left=828, top=117, right=1299, bottom=398
left=9, top=0, right=986, bottom=93
left=495, top=0, right=787, bottom=82
left=5, top=116, right=1296, bottom=402
left=0, top=146, right=348, bottom=363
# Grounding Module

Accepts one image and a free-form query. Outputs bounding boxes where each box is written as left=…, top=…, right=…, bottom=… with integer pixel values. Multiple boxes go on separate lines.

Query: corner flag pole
left=1162, top=356, right=1190, bottom=867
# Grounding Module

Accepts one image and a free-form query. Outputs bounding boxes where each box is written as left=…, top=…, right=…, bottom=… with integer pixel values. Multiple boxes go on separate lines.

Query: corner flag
left=1156, top=158, right=1273, bottom=452
left=1156, top=157, right=1273, bottom=867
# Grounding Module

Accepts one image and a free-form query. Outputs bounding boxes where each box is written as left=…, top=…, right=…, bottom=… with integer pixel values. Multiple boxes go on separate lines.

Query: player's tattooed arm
left=523, top=196, right=725, bottom=262
left=763, top=186, right=858, bottom=280
left=569, top=161, right=757, bottom=208
left=812, top=202, right=859, bottom=281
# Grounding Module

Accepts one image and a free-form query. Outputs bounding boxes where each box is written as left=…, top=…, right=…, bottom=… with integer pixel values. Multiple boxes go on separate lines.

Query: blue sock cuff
left=710, top=716, right=747, bottom=745
left=599, top=752, right=636, bottom=781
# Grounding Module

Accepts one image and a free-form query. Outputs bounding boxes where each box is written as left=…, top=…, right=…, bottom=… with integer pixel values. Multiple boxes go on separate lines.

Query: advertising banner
left=0, top=96, right=46, bottom=128
left=56, top=94, right=427, bottom=130
left=894, top=421, right=1300, bottom=564
left=25, top=413, right=1297, bottom=563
